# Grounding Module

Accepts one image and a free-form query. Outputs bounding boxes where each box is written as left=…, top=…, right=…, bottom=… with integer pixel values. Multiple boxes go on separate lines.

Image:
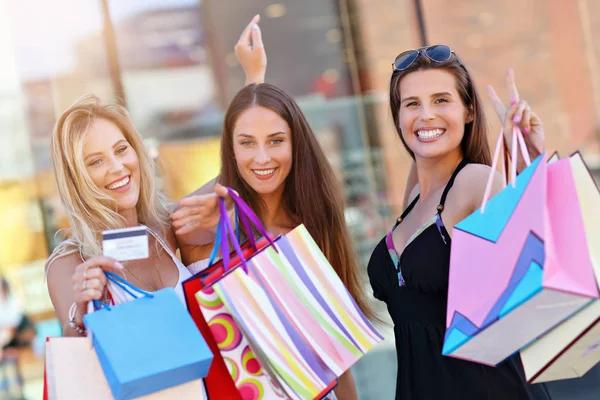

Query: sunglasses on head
left=392, top=45, right=454, bottom=72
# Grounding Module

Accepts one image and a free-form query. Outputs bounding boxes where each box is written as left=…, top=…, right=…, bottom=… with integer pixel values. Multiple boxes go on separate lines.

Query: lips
left=252, top=168, right=277, bottom=180
left=105, top=175, right=130, bottom=190
left=415, top=128, right=445, bottom=141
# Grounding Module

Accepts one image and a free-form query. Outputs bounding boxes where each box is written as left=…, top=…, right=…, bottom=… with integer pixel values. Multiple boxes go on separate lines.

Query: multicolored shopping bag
left=444, top=127, right=599, bottom=366
left=520, top=152, right=600, bottom=382
left=183, top=200, right=287, bottom=399
left=210, top=190, right=382, bottom=397
left=83, top=273, right=213, bottom=399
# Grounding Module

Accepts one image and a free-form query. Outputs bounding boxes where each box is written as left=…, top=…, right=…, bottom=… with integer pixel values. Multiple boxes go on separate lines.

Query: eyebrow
left=84, top=139, right=128, bottom=160
left=236, top=131, right=288, bottom=139
left=401, top=92, right=453, bottom=103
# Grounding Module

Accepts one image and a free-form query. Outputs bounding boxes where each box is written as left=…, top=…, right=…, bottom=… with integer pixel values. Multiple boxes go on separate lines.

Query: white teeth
left=417, top=129, right=444, bottom=139
left=254, top=169, right=275, bottom=176
left=107, top=176, right=130, bottom=190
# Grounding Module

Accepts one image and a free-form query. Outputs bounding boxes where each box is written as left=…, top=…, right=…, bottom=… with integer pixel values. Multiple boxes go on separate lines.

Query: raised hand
left=235, top=14, right=267, bottom=85
left=486, top=69, right=545, bottom=168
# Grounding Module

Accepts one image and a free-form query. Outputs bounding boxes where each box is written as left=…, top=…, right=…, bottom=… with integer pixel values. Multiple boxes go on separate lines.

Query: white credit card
left=102, top=226, right=149, bottom=261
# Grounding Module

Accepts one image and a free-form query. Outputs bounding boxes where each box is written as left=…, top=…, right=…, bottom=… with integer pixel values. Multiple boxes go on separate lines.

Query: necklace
left=121, top=252, right=165, bottom=292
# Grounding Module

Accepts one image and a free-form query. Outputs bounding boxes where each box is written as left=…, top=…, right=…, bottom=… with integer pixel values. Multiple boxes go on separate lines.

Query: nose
left=419, top=104, right=435, bottom=121
left=254, top=146, right=272, bottom=164
left=107, top=155, right=125, bottom=174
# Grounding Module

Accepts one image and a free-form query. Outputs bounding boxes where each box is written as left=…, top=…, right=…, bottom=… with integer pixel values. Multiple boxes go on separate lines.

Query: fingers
left=251, top=23, right=263, bottom=49
left=173, top=215, right=204, bottom=232
left=174, top=220, right=200, bottom=236
left=506, top=68, right=520, bottom=104
left=80, top=256, right=123, bottom=273
left=238, top=14, right=260, bottom=46
left=73, top=262, right=111, bottom=304
left=486, top=84, right=506, bottom=121
left=172, top=205, right=204, bottom=224
left=501, top=101, right=520, bottom=145
left=177, top=193, right=217, bottom=208
left=214, top=184, right=235, bottom=210
left=512, top=100, right=529, bottom=133
left=521, top=106, right=532, bottom=135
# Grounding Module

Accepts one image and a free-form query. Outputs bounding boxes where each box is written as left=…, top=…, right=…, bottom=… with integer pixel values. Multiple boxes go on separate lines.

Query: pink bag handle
left=481, top=126, right=531, bottom=213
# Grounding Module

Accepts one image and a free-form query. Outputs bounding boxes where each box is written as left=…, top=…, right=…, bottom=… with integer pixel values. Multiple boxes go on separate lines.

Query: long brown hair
left=389, top=50, right=491, bottom=165
left=219, top=83, right=372, bottom=318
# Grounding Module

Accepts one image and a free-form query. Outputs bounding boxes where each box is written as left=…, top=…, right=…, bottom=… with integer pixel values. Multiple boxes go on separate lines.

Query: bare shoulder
left=455, top=163, right=497, bottom=184
left=46, top=250, right=82, bottom=281
left=453, top=163, right=503, bottom=211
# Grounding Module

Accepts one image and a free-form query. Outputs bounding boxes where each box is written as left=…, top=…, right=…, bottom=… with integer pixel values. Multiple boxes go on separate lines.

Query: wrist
left=69, top=302, right=87, bottom=335
left=245, top=73, right=265, bottom=85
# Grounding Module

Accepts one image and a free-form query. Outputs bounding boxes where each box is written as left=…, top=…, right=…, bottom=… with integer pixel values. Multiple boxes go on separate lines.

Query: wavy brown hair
left=390, top=50, right=491, bottom=165
left=219, top=83, right=372, bottom=318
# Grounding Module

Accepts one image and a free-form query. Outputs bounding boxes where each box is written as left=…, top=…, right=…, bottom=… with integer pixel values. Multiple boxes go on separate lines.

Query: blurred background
left=0, top=0, right=599, bottom=398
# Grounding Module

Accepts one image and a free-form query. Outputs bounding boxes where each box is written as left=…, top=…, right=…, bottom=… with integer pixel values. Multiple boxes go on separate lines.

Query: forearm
left=334, top=370, right=358, bottom=400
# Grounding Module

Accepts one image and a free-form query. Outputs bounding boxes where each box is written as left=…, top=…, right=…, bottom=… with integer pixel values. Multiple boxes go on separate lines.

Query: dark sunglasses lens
left=425, top=45, right=452, bottom=62
left=394, top=51, right=419, bottom=71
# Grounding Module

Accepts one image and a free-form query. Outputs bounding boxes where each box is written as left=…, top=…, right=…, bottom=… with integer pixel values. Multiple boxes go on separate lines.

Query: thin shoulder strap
left=144, top=225, right=179, bottom=262
left=438, top=159, right=469, bottom=212
left=394, top=194, right=420, bottom=228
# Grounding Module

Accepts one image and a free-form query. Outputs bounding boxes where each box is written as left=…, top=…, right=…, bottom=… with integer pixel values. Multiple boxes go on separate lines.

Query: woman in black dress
left=367, top=45, right=550, bottom=399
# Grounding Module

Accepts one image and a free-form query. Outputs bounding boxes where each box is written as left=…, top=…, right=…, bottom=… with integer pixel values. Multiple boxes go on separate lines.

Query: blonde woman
left=45, top=16, right=266, bottom=337
left=45, top=94, right=192, bottom=336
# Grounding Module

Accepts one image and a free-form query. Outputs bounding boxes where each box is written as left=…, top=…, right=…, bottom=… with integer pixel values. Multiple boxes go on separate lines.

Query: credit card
left=102, top=226, right=149, bottom=261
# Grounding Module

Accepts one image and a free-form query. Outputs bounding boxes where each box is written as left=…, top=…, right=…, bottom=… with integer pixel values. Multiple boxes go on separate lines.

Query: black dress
left=367, top=160, right=552, bottom=400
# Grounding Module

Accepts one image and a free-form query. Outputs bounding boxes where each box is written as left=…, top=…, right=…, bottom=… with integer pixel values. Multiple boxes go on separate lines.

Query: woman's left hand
left=235, top=14, right=266, bottom=85
left=486, top=69, right=545, bottom=168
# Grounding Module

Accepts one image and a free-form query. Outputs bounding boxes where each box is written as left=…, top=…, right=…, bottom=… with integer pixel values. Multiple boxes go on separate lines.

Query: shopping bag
left=444, top=127, right=599, bottom=366
left=45, top=337, right=207, bottom=399
left=182, top=201, right=278, bottom=399
left=191, top=193, right=340, bottom=399
left=520, top=152, right=600, bottom=382
left=83, top=273, right=213, bottom=399
left=208, top=190, right=381, bottom=398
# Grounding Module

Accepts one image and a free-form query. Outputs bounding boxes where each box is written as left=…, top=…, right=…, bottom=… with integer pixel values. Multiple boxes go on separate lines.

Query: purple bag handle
left=226, top=187, right=277, bottom=252
left=219, top=197, right=251, bottom=273
left=235, top=201, right=257, bottom=249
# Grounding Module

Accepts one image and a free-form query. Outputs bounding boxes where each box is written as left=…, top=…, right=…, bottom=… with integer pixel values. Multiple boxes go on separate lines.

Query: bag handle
left=226, top=187, right=277, bottom=250
left=219, top=197, right=251, bottom=273
left=481, top=126, right=531, bottom=213
left=91, top=271, right=154, bottom=311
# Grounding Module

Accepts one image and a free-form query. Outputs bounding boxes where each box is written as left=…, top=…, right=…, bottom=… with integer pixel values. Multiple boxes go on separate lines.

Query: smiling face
left=232, top=105, right=293, bottom=197
left=398, top=68, right=472, bottom=161
left=82, top=118, right=141, bottom=214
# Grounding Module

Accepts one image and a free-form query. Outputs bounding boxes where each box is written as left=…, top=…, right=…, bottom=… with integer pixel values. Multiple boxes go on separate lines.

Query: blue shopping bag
left=84, top=273, right=213, bottom=400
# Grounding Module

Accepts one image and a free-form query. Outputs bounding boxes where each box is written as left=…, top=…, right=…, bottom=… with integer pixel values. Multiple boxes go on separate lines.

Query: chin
left=111, top=193, right=140, bottom=212
left=248, top=181, right=284, bottom=196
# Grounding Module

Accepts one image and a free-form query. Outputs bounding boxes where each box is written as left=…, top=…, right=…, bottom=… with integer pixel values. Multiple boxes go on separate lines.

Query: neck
left=415, top=151, right=463, bottom=199
left=119, top=207, right=139, bottom=228
left=260, top=185, right=290, bottom=230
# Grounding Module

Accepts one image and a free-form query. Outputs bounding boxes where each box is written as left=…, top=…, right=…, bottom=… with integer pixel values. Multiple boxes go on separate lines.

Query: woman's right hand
left=72, top=256, right=123, bottom=322
left=172, top=184, right=233, bottom=236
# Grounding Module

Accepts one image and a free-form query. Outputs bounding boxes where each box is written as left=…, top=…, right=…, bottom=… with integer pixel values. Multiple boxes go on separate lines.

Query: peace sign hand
left=486, top=69, right=545, bottom=170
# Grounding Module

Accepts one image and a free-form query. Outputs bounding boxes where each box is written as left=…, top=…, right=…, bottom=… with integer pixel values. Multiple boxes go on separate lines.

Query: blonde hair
left=48, top=95, right=169, bottom=264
